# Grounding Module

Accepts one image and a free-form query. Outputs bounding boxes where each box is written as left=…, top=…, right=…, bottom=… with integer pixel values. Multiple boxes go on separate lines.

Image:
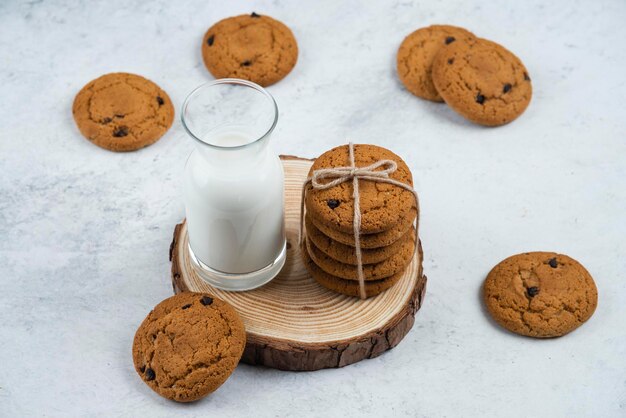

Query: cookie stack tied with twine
left=300, top=143, right=421, bottom=299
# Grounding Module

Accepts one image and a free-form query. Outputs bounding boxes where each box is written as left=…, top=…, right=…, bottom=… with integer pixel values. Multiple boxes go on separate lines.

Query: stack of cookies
left=301, top=144, right=422, bottom=298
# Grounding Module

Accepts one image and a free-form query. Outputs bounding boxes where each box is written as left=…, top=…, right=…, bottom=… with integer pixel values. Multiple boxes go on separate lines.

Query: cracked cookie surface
left=202, top=13, right=298, bottom=86
left=483, top=252, right=598, bottom=338
left=397, top=25, right=475, bottom=102
left=305, top=144, right=416, bottom=234
left=432, top=38, right=532, bottom=126
left=132, top=292, right=246, bottom=402
left=72, top=73, right=174, bottom=151
left=305, top=215, right=414, bottom=265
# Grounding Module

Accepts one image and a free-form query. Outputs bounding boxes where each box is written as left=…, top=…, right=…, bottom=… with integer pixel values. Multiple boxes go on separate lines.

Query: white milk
left=183, top=129, right=285, bottom=274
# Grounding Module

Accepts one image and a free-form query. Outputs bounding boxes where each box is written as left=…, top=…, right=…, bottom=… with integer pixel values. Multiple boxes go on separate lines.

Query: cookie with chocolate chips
left=302, top=239, right=423, bottom=298
left=72, top=73, right=174, bottom=151
left=397, top=25, right=476, bottom=102
left=431, top=38, right=532, bottom=126
left=132, top=292, right=246, bottom=402
left=202, top=13, right=298, bottom=86
left=304, top=144, right=416, bottom=235
left=307, top=207, right=417, bottom=249
left=305, top=230, right=415, bottom=281
left=305, top=215, right=415, bottom=264
left=483, top=252, right=598, bottom=338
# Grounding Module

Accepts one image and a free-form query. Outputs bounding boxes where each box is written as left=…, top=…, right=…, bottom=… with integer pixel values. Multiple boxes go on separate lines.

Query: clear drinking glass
left=181, top=79, right=286, bottom=291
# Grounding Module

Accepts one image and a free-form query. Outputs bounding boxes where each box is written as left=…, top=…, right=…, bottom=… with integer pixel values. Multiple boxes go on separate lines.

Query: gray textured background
left=1, top=0, right=625, bottom=416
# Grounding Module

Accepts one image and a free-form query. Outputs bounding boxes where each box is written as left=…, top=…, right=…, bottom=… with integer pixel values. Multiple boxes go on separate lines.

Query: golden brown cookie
left=132, top=292, right=246, bottom=402
left=431, top=38, right=532, bottom=126
left=483, top=252, right=598, bottom=338
left=202, top=13, right=298, bottom=87
left=305, top=144, right=416, bottom=235
left=308, top=208, right=417, bottom=249
left=302, top=242, right=403, bottom=298
left=306, top=230, right=415, bottom=281
left=305, top=216, right=414, bottom=265
left=397, top=25, right=475, bottom=101
left=72, top=73, right=174, bottom=151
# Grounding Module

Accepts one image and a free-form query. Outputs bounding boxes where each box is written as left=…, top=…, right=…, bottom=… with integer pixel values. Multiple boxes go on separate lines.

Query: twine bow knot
left=300, top=142, right=419, bottom=299
left=310, top=159, right=398, bottom=190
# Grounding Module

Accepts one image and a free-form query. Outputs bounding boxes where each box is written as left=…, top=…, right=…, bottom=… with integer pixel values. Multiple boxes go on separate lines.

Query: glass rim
left=181, top=78, right=279, bottom=151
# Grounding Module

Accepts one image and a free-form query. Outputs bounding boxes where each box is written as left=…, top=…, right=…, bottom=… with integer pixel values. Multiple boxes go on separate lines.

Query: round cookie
left=431, top=38, right=532, bottom=126
left=306, top=230, right=415, bottom=281
left=132, top=292, right=246, bottom=402
left=483, top=252, right=598, bottom=338
left=306, top=216, right=414, bottom=265
left=305, top=144, right=416, bottom=235
left=202, top=13, right=298, bottom=87
left=302, top=242, right=403, bottom=298
left=308, top=208, right=417, bottom=249
left=72, top=73, right=174, bottom=152
left=397, top=25, right=475, bottom=101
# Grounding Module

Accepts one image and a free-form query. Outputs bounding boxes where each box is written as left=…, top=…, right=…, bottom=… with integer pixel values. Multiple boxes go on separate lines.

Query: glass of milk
left=181, top=79, right=286, bottom=291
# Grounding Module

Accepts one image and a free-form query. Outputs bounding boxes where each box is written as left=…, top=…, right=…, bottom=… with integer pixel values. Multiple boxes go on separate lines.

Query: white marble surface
left=1, top=0, right=625, bottom=416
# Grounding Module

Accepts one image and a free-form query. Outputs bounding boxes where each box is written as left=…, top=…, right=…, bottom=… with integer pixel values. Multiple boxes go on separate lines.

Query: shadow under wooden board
left=170, top=155, right=427, bottom=371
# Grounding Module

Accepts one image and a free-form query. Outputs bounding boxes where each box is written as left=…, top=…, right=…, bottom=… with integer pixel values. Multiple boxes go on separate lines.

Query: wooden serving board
left=170, top=155, right=427, bottom=371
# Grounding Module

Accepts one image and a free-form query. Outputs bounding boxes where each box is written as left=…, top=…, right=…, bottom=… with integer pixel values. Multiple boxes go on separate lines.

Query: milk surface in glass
left=183, top=127, right=284, bottom=274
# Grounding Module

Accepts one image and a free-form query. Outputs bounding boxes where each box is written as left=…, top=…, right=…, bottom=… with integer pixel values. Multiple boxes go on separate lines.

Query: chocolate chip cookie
left=302, top=241, right=404, bottom=298
left=132, top=292, right=246, bottom=402
left=306, top=231, right=415, bottom=281
left=305, top=216, right=414, bottom=265
left=483, top=252, right=598, bottom=338
left=397, top=25, right=475, bottom=101
left=307, top=208, right=417, bottom=249
left=305, top=144, right=416, bottom=235
left=202, top=13, right=298, bottom=86
left=72, top=73, right=174, bottom=151
left=431, top=38, right=532, bottom=126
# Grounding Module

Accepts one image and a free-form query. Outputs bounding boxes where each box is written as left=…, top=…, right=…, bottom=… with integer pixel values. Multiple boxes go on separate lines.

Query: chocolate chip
left=242, top=60, right=252, bottom=66
left=527, top=287, right=539, bottom=297
left=114, top=114, right=124, bottom=118
left=447, top=58, right=454, bottom=65
left=113, top=126, right=128, bottom=137
left=475, top=93, right=485, bottom=104
left=200, top=296, right=213, bottom=306
left=503, top=83, right=512, bottom=93
left=327, top=199, right=340, bottom=209
left=101, top=117, right=112, bottom=124
left=251, top=12, right=261, bottom=18
left=181, top=303, right=192, bottom=310
left=548, top=257, right=558, bottom=268
left=207, top=35, right=214, bottom=46
left=139, top=365, right=145, bottom=373
left=445, top=36, right=455, bottom=44
left=145, top=368, right=155, bottom=381
left=524, top=72, right=531, bottom=81
left=156, top=96, right=164, bottom=106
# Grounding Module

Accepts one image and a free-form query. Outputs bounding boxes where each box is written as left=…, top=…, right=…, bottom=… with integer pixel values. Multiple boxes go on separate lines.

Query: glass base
left=188, top=240, right=287, bottom=291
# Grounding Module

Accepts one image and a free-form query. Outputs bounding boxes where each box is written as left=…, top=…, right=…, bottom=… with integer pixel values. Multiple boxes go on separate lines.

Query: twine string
left=300, top=142, right=419, bottom=299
